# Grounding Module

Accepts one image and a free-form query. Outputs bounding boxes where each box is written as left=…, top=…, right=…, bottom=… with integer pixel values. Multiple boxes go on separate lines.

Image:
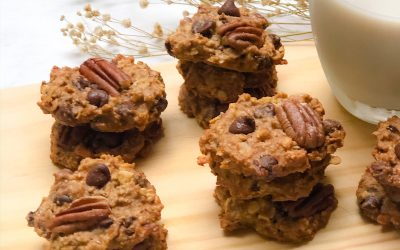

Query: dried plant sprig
left=61, top=1, right=311, bottom=59
left=60, top=4, right=168, bottom=59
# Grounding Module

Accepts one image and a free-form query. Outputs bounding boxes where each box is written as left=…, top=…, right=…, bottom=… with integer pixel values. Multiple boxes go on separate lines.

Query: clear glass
left=310, top=0, right=400, bottom=124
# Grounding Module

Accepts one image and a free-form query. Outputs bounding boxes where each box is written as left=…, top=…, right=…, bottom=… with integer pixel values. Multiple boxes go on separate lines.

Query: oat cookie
left=199, top=93, right=345, bottom=200
left=357, top=116, right=400, bottom=228
left=38, top=55, right=167, bottom=132
left=178, top=60, right=277, bottom=103
left=165, top=1, right=286, bottom=72
left=26, top=155, right=167, bottom=249
left=214, top=184, right=337, bottom=243
left=50, top=119, right=163, bottom=170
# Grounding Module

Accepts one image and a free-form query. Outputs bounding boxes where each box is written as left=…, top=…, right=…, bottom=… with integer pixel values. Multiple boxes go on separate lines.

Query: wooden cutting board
left=1, top=42, right=399, bottom=250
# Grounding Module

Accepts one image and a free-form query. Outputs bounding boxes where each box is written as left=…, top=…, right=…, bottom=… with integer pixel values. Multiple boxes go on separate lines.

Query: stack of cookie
left=357, top=116, right=400, bottom=229
left=38, top=55, right=168, bottom=170
left=199, top=93, right=346, bottom=242
left=165, top=0, right=285, bottom=128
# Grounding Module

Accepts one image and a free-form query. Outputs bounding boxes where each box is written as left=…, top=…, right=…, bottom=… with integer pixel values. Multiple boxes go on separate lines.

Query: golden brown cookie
left=26, top=155, right=167, bottom=249
left=165, top=2, right=285, bottom=72
left=38, top=55, right=167, bottom=132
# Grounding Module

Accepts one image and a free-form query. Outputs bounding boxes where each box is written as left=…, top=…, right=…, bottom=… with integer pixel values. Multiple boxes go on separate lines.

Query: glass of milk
left=310, top=0, right=400, bottom=124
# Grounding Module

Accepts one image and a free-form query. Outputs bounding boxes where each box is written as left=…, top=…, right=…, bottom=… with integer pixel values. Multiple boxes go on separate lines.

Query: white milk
left=310, top=0, right=400, bottom=124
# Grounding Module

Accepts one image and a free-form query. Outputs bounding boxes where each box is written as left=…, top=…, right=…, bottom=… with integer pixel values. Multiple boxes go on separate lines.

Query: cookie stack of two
left=38, top=55, right=168, bottom=170
left=165, top=0, right=286, bottom=128
left=199, top=93, right=346, bottom=243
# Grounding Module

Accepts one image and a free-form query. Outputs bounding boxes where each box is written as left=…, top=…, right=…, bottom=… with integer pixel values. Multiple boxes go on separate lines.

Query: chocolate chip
left=192, top=20, right=215, bottom=38
left=86, top=164, right=111, bottom=188
left=53, top=194, right=72, bottom=206
left=123, top=216, right=136, bottom=228
left=387, top=125, right=399, bottom=133
left=152, top=98, right=168, bottom=113
left=254, top=103, right=275, bottom=118
left=395, top=143, right=400, bottom=159
left=87, top=89, right=109, bottom=107
left=218, top=0, right=240, bottom=17
left=361, top=196, right=381, bottom=209
left=55, top=105, right=75, bottom=124
left=165, top=41, right=173, bottom=56
left=323, top=119, right=342, bottom=135
left=74, top=76, right=91, bottom=90
left=124, top=228, right=135, bottom=236
left=90, top=133, right=123, bottom=149
left=26, top=211, right=35, bottom=227
left=229, top=116, right=256, bottom=134
left=133, top=238, right=151, bottom=250
left=269, top=34, right=282, bottom=49
left=250, top=182, right=260, bottom=192
left=99, top=218, right=114, bottom=228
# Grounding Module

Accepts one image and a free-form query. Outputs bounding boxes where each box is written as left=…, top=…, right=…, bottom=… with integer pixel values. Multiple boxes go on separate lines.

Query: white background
left=0, top=0, right=190, bottom=88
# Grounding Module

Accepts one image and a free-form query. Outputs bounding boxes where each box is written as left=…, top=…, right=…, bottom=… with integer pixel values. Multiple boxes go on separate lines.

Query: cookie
left=165, top=1, right=286, bottom=72
left=212, top=155, right=330, bottom=201
left=214, top=184, right=337, bottom=243
left=26, top=155, right=167, bottom=249
left=50, top=119, right=163, bottom=170
left=356, top=116, right=400, bottom=229
left=199, top=93, right=345, bottom=200
left=357, top=167, right=400, bottom=229
left=38, top=55, right=168, bottom=132
left=178, top=60, right=277, bottom=103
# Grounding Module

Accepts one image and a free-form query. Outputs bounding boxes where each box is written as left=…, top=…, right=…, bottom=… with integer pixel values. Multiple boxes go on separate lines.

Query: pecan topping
left=218, top=0, right=240, bottom=17
left=217, top=21, right=264, bottom=50
left=280, top=184, right=336, bottom=219
left=79, top=58, right=132, bottom=96
left=48, top=196, right=111, bottom=235
left=276, top=100, right=325, bottom=149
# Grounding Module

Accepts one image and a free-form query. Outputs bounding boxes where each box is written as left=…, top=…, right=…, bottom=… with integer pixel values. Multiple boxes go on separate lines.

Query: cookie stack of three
left=199, top=93, right=346, bottom=243
left=37, top=55, right=168, bottom=170
left=165, top=0, right=286, bottom=128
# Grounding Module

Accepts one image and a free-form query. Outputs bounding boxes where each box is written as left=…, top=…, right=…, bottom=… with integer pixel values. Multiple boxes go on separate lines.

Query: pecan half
left=280, top=184, right=336, bottom=219
left=276, top=100, right=325, bottom=149
left=217, top=21, right=264, bottom=50
left=79, top=58, right=132, bottom=96
left=48, top=196, right=111, bottom=235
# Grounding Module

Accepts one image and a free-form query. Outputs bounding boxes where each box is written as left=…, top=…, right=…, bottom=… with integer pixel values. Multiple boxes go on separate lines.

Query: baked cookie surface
left=178, top=60, right=277, bottom=103
left=38, top=55, right=167, bottom=132
left=214, top=184, right=337, bottom=243
left=165, top=2, right=285, bottom=72
left=199, top=93, right=345, bottom=200
left=26, top=155, right=167, bottom=249
left=50, top=119, right=163, bottom=170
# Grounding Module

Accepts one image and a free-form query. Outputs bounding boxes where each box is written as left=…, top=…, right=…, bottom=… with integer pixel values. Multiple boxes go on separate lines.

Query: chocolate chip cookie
left=26, top=155, right=167, bottom=249
left=214, top=183, right=337, bottom=243
left=357, top=116, right=400, bottom=228
left=165, top=1, right=286, bottom=72
left=199, top=93, right=345, bottom=200
left=50, top=119, right=163, bottom=170
left=38, top=55, right=167, bottom=132
left=178, top=60, right=277, bottom=103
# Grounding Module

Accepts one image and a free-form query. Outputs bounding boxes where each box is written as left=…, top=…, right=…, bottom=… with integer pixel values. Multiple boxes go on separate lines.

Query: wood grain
left=1, top=43, right=399, bottom=249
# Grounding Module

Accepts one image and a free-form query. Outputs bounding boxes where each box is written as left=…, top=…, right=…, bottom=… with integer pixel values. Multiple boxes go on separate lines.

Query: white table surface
left=0, top=0, right=190, bottom=89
